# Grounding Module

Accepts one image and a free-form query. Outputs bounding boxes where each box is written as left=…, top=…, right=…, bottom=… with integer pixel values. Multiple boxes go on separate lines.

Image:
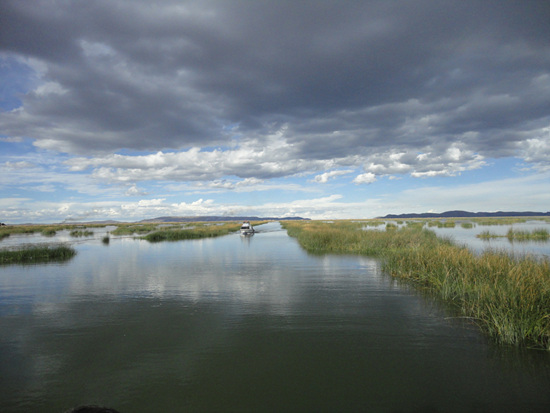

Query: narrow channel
left=1, top=222, right=549, bottom=412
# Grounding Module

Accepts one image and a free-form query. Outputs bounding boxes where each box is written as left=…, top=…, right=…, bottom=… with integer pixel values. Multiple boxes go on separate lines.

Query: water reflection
left=428, top=220, right=550, bottom=258
left=1, top=222, right=550, bottom=412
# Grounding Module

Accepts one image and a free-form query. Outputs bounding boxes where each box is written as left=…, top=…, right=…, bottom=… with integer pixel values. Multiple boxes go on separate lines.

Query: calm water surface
left=1, top=222, right=549, bottom=412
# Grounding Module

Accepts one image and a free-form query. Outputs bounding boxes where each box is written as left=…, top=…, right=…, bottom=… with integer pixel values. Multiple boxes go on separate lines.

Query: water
left=1, top=222, right=549, bottom=412
left=374, top=220, right=550, bottom=259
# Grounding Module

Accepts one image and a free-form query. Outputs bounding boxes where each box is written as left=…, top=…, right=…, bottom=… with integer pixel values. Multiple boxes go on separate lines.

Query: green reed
left=427, top=220, right=455, bottom=228
left=473, top=218, right=528, bottom=226
left=70, top=230, right=94, bottom=237
left=142, top=222, right=244, bottom=242
left=507, top=228, right=549, bottom=241
left=0, top=245, right=77, bottom=265
left=477, top=230, right=500, bottom=239
left=111, top=223, right=165, bottom=235
left=282, top=221, right=550, bottom=349
left=41, top=228, right=57, bottom=236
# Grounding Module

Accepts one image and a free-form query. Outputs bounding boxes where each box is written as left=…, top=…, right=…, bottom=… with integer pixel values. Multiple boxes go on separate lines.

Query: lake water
left=1, top=222, right=549, bottom=412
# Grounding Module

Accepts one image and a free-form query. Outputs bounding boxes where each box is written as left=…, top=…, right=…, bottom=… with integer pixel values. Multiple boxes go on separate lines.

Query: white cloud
left=353, top=172, right=377, bottom=184
left=313, top=170, right=354, bottom=183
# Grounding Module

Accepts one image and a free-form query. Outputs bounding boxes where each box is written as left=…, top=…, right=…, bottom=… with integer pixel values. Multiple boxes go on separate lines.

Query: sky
left=1, top=0, right=549, bottom=223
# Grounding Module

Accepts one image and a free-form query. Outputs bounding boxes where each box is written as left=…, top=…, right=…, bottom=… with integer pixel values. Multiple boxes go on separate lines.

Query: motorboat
left=240, top=221, right=255, bottom=235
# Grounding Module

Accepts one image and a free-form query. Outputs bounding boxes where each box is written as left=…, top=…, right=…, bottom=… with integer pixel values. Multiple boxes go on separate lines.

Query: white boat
left=240, top=221, right=255, bottom=235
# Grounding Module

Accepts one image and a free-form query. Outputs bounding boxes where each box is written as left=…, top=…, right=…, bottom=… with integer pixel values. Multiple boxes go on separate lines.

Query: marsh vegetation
left=282, top=220, right=550, bottom=349
left=141, top=222, right=265, bottom=242
left=477, top=228, right=550, bottom=241
left=0, top=245, right=76, bottom=265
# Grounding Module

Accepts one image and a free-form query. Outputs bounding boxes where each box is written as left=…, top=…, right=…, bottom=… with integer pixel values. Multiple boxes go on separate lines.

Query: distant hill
left=380, top=210, right=550, bottom=219
left=139, top=216, right=309, bottom=223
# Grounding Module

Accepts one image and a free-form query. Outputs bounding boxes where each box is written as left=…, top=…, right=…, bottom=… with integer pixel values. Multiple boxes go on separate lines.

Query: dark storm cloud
left=1, top=0, right=549, bottom=174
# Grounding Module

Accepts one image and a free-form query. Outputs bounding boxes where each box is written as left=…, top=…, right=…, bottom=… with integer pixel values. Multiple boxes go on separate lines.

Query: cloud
left=353, top=173, right=377, bottom=185
left=0, top=0, right=548, bottom=174
left=1, top=1, right=550, bottom=222
left=313, top=170, right=354, bottom=183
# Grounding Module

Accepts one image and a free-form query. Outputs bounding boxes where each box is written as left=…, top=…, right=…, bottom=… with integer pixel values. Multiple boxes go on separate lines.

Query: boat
left=240, top=221, right=255, bottom=235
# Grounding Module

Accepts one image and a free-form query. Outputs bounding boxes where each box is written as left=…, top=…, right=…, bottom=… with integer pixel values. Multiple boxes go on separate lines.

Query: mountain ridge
left=380, top=210, right=550, bottom=219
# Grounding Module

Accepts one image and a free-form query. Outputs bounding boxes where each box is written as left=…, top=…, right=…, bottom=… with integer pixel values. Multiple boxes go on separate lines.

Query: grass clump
left=142, top=222, right=243, bottom=242
left=477, top=230, right=500, bottom=240
left=461, top=222, right=474, bottom=229
left=507, top=228, right=549, bottom=242
left=282, top=221, right=550, bottom=349
left=70, top=230, right=94, bottom=237
left=477, top=228, right=550, bottom=242
left=111, top=223, right=162, bottom=235
left=474, top=218, right=527, bottom=226
left=0, top=245, right=77, bottom=265
left=41, top=227, right=57, bottom=236
left=406, top=221, right=425, bottom=229
left=427, top=220, right=455, bottom=228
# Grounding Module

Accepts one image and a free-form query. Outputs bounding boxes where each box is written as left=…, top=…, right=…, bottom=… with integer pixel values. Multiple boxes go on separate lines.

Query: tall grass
left=282, top=221, right=550, bottom=349
left=477, top=230, right=500, bottom=239
left=0, top=245, right=77, bottom=265
left=70, top=230, right=94, bottom=237
left=1, top=223, right=108, bottom=238
left=142, top=222, right=243, bottom=242
left=507, top=228, right=549, bottom=241
left=111, top=223, right=164, bottom=235
left=473, top=218, right=528, bottom=226
left=477, top=228, right=550, bottom=242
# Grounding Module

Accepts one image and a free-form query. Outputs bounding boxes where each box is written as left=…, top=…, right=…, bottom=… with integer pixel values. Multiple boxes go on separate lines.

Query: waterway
left=1, top=222, right=549, bottom=412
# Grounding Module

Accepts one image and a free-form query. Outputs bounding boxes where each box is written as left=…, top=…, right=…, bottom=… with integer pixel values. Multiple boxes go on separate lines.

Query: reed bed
left=427, top=220, right=455, bottom=228
left=473, top=218, right=528, bottom=226
left=363, top=220, right=384, bottom=227
left=282, top=221, right=550, bottom=349
left=507, top=228, right=549, bottom=241
left=0, top=223, right=108, bottom=238
left=41, top=228, right=58, bottom=236
left=142, top=222, right=243, bottom=242
left=111, top=223, right=166, bottom=235
left=477, top=230, right=500, bottom=239
left=0, top=245, right=77, bottom=265
left=70, top=230, right=94, bottom=237
left=477, top=228, right=550, bottom=242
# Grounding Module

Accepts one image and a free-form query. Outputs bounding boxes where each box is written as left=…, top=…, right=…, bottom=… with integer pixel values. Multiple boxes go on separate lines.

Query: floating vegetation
left=111, top=223, right=164, bottom=235
left=474, top=218, right=528, bottom=226
left=507, top=228, right=549, bottom=242
left=282, top=221, right=550, bottom=349
left=406, top=221, right=425, bottom=229
left=477, top=228, right=550, bottom=242
left=142, top=222, right=243, bottom=242
left=41, top=228, right=57, bottom=236
left=460, top=222, right=474, bottom=229
left=102, top=235, right=110, bottom=245
left=427, top=220, right=455, bottom=228
left=1, top=223, right=108, bottom=239
left=0, top=246, right=77, bottom=265
left=477, top=230, right=500, bottom=240
left=70, top=230, right=94, bottom=237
